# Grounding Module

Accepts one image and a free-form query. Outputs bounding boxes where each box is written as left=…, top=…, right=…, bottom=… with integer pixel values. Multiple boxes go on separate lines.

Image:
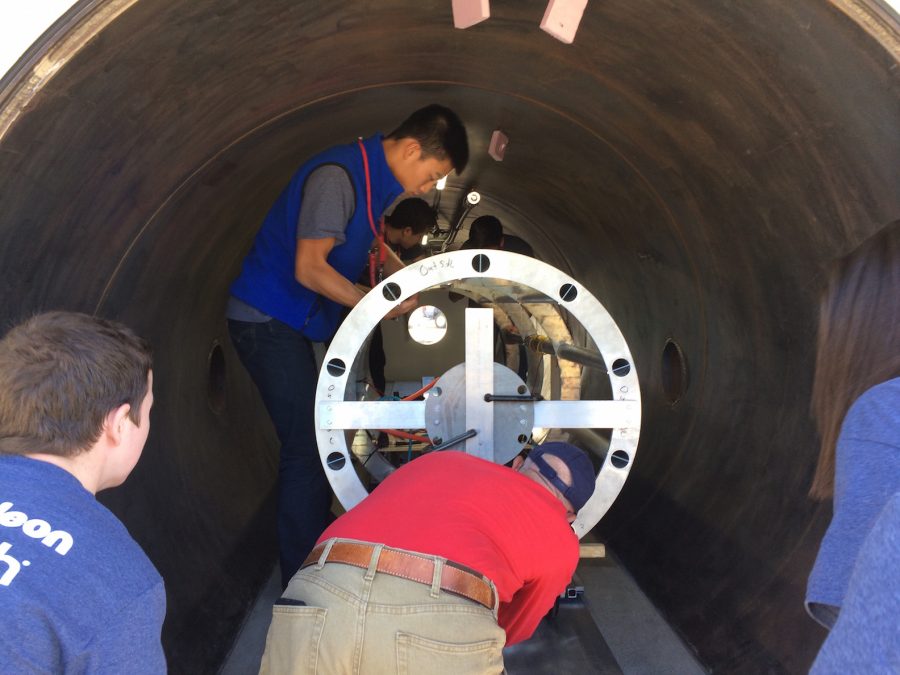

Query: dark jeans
left=228, top=318, right=333, bottom=588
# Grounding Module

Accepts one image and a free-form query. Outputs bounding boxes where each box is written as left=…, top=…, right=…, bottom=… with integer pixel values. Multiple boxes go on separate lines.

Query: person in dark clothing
left=461, top=214, right=535, bottom=258
left=366, top=197, right=437, bottom=396
left=383, top=197, right=435, bottom=264
left=460, top=215, right=534, bottom=379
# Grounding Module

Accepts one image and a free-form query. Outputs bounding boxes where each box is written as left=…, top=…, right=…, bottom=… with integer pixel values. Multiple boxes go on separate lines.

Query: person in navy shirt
left=0, top=311, right=166, bottom=673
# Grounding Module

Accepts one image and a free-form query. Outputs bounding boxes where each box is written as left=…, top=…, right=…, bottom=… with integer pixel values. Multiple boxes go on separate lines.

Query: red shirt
left=319, top=451, right=579, bottom=644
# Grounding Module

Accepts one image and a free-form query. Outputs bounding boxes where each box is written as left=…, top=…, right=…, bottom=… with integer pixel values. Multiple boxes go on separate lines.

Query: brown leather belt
left=301, top=540, right=495, bottom=611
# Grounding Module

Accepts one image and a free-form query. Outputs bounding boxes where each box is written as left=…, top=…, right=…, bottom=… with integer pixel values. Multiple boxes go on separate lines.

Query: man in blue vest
left=226, top=105, right=469, bottom=586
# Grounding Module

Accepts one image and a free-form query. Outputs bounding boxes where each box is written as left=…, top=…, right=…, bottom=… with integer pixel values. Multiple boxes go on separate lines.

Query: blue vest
left=229, top=135, right=403, bottom=340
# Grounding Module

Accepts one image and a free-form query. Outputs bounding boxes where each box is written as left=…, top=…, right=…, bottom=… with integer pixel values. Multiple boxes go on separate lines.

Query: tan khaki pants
left=259, top=540, right=506, bottom=675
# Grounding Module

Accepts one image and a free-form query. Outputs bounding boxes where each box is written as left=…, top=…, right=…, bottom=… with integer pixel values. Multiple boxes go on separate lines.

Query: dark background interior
left=1, top=1, right=898, bottom=672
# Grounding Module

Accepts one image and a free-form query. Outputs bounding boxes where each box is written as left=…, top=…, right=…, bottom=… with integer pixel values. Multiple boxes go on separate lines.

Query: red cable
left=401, top=377, right=439, bottom=401
left=359, top=139, right=434, bottom=445
left=382, top=429, right=431, bottom=444
left=358, top=138, right=387, bottom=288
left=376, top=379, right=440, bottom=444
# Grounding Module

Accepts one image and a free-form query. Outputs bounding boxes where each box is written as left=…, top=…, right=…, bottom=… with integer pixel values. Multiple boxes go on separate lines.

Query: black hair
left=468, top=215, right=503, bottom=248
left=387, top=104, right=469, bottom=174
left=385, top=198, right=436, bottom=236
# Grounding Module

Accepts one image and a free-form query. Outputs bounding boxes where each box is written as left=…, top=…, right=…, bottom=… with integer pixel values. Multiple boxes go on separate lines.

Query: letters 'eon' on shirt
left=319, top=451, right=580, bottom=645
left=0, top=455, right=166, bottom=673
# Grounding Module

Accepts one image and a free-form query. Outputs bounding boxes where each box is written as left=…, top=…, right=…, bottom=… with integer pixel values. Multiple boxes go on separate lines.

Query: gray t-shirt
left=297, top=164, right=355, bottom=244
left=227, top=165, right=356, bottom=322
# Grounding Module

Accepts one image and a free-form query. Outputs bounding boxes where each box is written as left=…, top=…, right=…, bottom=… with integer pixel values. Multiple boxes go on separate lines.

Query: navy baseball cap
left=529, top=442, right=596, bottom=512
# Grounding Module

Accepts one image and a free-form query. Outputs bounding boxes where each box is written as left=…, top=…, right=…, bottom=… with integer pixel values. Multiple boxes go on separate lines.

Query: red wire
left=358, top=138, right=378, bottom=240
left=382, top=429, right=431, bottom=444
left=376, top=379, right=440, bottom=444
left=358, top=138, right=387, bottom=288
left=356, top=142, right=434, bottom=445
left=401, top=377, right=439, bottom=401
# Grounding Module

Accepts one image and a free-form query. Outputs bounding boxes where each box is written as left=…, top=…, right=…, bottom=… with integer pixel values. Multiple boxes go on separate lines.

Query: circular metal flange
left=424, top=362, right=534, bottom=462
left=315, top=250, right=642, bottom=538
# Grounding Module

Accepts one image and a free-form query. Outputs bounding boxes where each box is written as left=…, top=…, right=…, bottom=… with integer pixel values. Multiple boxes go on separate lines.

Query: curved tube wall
left=1, top=1, right=897, bottom=671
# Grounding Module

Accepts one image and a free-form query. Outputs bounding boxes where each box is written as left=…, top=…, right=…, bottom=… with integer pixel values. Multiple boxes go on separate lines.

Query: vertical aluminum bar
left=465, top=308, right=494, bottom=460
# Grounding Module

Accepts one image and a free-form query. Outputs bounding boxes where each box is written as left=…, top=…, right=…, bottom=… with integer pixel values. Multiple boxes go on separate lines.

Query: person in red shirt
left=259, top=442, right=595, bottom=675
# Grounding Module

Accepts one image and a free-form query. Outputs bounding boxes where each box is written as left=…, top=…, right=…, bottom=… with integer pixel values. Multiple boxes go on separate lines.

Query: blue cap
left=529, top=442, right=596, bottom=512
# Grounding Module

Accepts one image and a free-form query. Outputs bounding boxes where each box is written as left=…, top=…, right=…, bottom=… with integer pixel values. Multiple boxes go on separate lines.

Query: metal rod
left=524, top=335, right=608, bottom=373
left=484, top=393, right=543, bottom=402
left=431, top=428, right=477, bottom=451
left=442, top=204, right=472, bottom=250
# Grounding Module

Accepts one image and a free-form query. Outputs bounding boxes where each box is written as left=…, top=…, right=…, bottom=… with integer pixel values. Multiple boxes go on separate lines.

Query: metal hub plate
left=424, top=362, right=534, bottom=463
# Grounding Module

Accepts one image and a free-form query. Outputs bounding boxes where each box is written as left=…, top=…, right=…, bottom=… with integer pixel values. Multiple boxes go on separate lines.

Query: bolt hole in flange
left=559, top=283, right=578, bottom=302
left=661, top=338, right=689, bottom=404
left=610, top=450, right=630, bottom=469
left=326, top=452, right=346, bottom=470
left=611, top=358, right=631, bottom=377
left=326, top=358, right=346, bottom=377
left=207, top=341, right=226, bottom=415
left=382, top=282, right=402, bottom=301
left=472, top=254, right=490, bottom=273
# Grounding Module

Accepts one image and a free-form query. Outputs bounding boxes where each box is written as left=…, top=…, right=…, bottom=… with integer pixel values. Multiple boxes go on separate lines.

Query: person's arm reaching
left=382, top=245, right=406, bottom=277
left=295, top=237, right=416, bottom=319
left=295, top=166, right=416, bottom=318
left=295, top=237, right=367, bottom=308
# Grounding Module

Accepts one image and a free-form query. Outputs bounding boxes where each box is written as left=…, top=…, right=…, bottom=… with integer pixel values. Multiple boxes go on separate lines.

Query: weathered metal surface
left=0, top=1, right=897, bottom=672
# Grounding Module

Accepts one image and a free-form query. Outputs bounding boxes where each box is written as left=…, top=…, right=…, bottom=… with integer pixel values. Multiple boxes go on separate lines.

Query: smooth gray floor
left=220, top=551, right=706, bottom=674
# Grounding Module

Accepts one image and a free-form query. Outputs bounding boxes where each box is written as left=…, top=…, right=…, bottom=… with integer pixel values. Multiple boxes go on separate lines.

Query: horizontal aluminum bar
left=533, top=400, right=639, bottom=429
left=319, top=401, right=426, bottom=429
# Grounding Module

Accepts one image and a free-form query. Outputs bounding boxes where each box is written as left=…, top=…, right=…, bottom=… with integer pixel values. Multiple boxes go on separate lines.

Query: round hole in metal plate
left=610, top=450, right=630, bottom=469
left=326, top=452, right=346, bottom=471
left=472, top=254, right=490, bottom=273
left=612, top=358, right=631, bottom=377
left=407, top=305, right=448, bottom=345
left=382, top=282, right=402, bottom=301
left=326, top=358, right=346, bottom=377
left=559, top=283, right=578, bottom=302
